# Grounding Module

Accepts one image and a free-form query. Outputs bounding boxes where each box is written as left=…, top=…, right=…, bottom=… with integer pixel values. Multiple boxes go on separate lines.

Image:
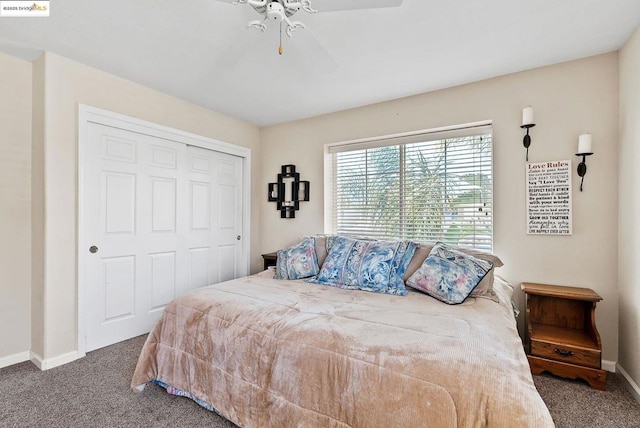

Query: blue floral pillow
left=307, top=236, right=417, bottom=296
left=275, top=237, right=320, bottom=280
left=406, top=242, right=493, bottom=304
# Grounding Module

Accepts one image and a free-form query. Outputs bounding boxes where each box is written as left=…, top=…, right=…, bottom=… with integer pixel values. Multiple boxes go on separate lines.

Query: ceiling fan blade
left=288, top=27, right=338, bottom=74
left=214, top=26, right=337, bottom=76
left=310, top=0, right=402, bottom=12
left=214, top=27, right=265, bottom=70
left=210, top=0, right=402, bottom=12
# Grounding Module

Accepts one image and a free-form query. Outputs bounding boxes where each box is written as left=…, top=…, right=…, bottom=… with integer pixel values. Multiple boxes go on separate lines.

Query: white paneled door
left=83, top=122, right=244, bottom=352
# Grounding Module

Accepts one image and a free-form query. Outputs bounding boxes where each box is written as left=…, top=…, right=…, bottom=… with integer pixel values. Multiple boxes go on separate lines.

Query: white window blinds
left=327, top=124, right=493, bottom=251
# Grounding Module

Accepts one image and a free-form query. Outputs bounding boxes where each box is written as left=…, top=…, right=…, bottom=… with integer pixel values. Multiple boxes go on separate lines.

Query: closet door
left=83, top=123, right=243, bottom=352
left=186, top=145, right=244, bottom=291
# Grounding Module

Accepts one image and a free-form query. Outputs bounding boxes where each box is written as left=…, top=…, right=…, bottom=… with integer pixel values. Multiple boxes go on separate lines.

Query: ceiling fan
left=214, top=0, right=402, bottom=56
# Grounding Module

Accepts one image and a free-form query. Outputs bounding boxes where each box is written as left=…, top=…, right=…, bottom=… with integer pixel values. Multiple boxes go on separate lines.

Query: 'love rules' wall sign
left=526, top=160, right=572, bottom=235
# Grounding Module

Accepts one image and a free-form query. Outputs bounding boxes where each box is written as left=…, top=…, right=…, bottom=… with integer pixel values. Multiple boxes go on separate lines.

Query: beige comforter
left=131, top=270, right=554, bottom=427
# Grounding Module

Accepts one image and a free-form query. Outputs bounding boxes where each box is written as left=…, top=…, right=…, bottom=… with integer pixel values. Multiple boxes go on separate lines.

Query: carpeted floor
left=1, top=335, right=639, bottom=427
left=533, top=370, right=640, bottom=427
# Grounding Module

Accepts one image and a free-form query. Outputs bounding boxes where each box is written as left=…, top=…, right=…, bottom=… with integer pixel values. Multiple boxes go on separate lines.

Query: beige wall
left=618, top=25, right=640, bottom=390
left=34, top=52, right=260, bottom=360
left=260, top=53, right=620, bottom=363
left=0, top=52, right=32, bottom=359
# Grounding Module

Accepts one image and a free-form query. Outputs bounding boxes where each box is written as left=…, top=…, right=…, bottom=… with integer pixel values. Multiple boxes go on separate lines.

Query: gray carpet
left=533, top=370, right=640, bottom=427
left=1, top=335, right=638, bottom=427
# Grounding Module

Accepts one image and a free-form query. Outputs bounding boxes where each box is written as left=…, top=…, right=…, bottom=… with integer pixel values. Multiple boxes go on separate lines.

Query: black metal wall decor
left=268, top=164, right=309, bottom=218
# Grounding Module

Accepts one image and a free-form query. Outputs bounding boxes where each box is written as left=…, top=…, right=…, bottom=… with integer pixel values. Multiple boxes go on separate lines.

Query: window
left=326, top=124, right=493, bottom=251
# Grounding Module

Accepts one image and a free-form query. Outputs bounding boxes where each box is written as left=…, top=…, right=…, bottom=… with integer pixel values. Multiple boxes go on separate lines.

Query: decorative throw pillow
left=324, top=234, right=375, bottom=253
left=275, top=237, right=320, bottom=280
left=402, top=244, right=435, bottom=281
left=302, top=234, right=330, bottom=267
left=406, top=242, right=493, bottom=304
left=307, top=236, right=417, bottom=296
left=301, top=234, right=376, bottom=270
left=403, top=242, right=502, bottom=302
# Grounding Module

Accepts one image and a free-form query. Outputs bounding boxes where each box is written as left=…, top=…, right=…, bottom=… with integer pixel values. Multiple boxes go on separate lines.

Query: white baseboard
left=29, top=351, right=43, bottom=370
left=30, top=350, right=80, bottom=371
left=2, top=349, right=82, bottom=371
left=617, top=363, right=640, bottom=404
left=602, top=359, right=617, bottom=373
left=0, top=351, right=30, bottom=369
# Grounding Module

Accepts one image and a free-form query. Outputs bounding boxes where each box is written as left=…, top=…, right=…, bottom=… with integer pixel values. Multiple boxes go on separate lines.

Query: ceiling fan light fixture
left=267, top=2, right=285, bottom=21
left=219, top=0, right=402, bottom=61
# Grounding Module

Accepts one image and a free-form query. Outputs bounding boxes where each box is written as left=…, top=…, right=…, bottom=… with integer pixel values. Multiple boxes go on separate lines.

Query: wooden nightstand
left=521, top=282, right=606, bottom=390
left=261, top=252, right=277, bottom=270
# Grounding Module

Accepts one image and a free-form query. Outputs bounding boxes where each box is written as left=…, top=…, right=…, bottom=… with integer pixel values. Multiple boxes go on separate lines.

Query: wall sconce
left=576, top=134, right=593, bottom=192
left=520, top=105, right=536, bottom=161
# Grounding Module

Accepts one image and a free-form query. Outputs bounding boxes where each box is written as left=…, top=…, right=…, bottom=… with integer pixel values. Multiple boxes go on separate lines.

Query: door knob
left=89, top=246, right=99, bottom=253
left=237, top=235, right=241, bottom=240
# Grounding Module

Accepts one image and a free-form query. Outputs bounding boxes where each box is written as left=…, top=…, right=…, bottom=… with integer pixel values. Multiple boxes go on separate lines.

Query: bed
left=131, top=237, right=554, bottom=427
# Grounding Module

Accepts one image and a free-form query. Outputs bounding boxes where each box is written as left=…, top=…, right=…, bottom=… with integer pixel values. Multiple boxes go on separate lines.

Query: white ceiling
left=1, top=0, right=639, bottom=127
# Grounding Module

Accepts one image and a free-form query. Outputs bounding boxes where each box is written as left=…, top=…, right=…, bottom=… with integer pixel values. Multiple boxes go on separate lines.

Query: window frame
left=324, top=121, right=494, bottom=250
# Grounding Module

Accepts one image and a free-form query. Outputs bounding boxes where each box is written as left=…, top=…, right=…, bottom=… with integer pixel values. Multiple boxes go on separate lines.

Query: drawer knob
left=554, top=348, right=574, bottom=357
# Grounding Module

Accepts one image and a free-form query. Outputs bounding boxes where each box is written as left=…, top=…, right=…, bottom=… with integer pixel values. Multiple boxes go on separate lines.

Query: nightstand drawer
left=531, top=339, right=601, bottom=369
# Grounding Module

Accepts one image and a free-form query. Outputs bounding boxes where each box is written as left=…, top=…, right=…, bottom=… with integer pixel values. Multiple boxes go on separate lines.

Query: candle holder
left=521, top=123, right=536, bottom=161
left=575, top=152, right=593, bottom=192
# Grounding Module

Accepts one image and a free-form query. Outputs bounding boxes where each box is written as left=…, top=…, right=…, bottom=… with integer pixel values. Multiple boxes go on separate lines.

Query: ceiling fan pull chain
left=279, top=22, right=283, bottom=55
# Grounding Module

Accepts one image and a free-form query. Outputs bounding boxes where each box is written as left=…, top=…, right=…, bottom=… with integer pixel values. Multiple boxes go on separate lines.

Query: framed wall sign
left=526, top=160, right=572, bottom=235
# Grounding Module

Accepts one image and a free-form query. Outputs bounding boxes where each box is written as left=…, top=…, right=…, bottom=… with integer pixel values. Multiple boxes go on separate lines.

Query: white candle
left=578, top=134, right=592, bottom=154
left=522, top=106, right=534, bottom=126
